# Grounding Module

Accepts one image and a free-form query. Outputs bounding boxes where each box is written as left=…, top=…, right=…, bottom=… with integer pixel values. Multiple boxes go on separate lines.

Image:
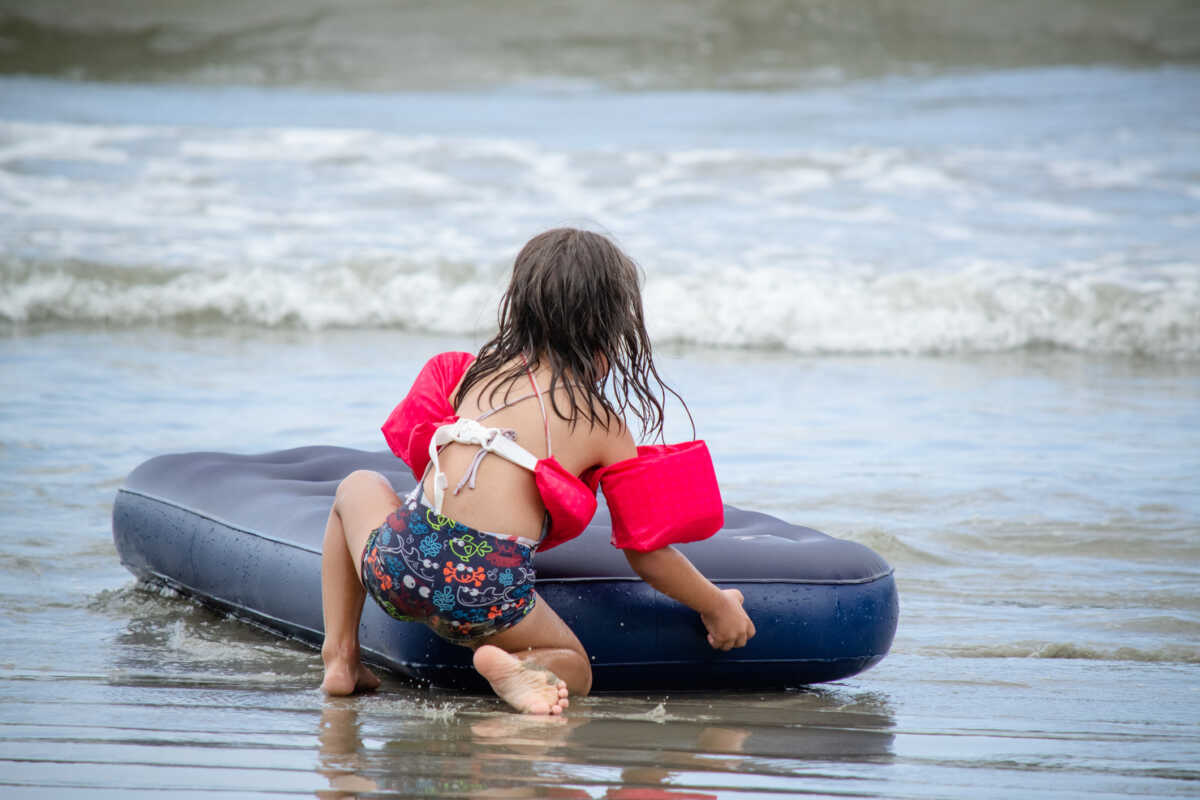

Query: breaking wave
left=4, top=258, right=1196, bottom=358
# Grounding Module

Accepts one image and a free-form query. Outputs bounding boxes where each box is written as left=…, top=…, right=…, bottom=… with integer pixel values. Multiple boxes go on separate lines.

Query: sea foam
left=4, top=258, right=1196, bottom=358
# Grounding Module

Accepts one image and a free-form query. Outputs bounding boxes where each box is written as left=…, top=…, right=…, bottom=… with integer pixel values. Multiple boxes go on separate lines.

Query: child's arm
left=624, top=546, right=756, bottom=651
left=595, top=426, right=751, bottom=648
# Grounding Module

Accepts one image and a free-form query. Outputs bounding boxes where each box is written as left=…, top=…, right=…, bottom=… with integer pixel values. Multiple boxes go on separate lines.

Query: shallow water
left=3, top=327, right=1199, bottom=797
left=2, top=1, right=1199, bottom=795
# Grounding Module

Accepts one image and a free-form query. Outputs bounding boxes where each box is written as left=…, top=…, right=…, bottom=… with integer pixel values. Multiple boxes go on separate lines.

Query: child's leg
left=470, top=594, right=592, bottom=714
left=320, top=470, right=400, bottom=695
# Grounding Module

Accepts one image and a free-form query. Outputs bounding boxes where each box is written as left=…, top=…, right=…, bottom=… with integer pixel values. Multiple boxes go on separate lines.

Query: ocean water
left=2, top=2, right=1199, bottom=797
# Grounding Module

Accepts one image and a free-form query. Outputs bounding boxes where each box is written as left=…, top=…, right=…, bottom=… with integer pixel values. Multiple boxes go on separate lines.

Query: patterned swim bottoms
left=360, top=496, right=537, bottom=643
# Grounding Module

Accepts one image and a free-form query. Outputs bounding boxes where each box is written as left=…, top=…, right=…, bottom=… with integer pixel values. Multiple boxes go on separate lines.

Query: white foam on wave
left=0, top=120, right=145, bottom=165
left=4, top=117, right=1196, bottom=283
left=0, top=260, right=505, bottom=334
left=2, top=111, right=1197, bottom=357
left=1048, top=157, right=1156, bottom=190
left=774, top=202, right=897, bottom=224
left=644, top=261, right=1200, bottom=358
left=840, top=148, right=965, bottom=194
left=3, top=259, right=1196, bottom=358
left=1003, top=200, right=1111, bottom=226
left=761, top=166, right=833, bottom=195
left=179, top=128, right=377, bottom=162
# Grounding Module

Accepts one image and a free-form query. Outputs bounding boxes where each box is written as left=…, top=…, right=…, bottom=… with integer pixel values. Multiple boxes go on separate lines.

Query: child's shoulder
left=587, top=415, right=639, bottom=468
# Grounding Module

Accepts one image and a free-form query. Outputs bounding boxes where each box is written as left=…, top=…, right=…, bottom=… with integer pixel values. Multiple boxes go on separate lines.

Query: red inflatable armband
left=381, top=352, right=475, bottom=478
left=595, top=441, right=724, bottom=552
left=533, top=459, right=599, bottom=551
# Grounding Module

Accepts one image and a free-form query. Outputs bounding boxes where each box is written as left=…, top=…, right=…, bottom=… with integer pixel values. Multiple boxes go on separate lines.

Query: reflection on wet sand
left=315, top=687, right=895, bottom=798
left=606, top=727, right=750, bottom=800
left=467, top=714, right=591, bottom=799
left=317, top=703, right=378, bottom=800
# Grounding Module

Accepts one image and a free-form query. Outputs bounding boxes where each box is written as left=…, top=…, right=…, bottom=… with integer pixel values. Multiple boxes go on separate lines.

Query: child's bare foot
left=473, top=645, right=569, bottom=715
left=321, top=649, right=381, bottom=696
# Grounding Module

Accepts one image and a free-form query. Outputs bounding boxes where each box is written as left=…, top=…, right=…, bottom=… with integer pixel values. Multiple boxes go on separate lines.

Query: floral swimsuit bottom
left=360, top=492, right=537, bottom=643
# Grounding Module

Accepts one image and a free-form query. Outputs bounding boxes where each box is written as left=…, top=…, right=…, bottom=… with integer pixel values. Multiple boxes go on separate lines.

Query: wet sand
left=4, top=584, right=1196, bottom=798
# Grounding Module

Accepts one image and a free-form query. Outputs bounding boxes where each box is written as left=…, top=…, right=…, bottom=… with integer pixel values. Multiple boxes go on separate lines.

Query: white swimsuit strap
left=427, top=418, right=539, bottom=514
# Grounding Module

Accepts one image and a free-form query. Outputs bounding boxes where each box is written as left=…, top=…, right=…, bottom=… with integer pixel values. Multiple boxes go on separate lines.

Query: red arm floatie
left=533, top=459, right=599, bottom=551
left=595, top=441, right=724, bottom=552
left=380, top=352, right=475, bottom=478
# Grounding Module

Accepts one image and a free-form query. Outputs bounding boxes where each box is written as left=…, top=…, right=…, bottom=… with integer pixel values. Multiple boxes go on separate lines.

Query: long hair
left=454, top=228, right=689, bottom=440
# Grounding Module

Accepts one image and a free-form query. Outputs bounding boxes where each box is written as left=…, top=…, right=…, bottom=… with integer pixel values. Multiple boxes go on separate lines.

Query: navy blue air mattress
left=111, top=446, right=898, bottom=691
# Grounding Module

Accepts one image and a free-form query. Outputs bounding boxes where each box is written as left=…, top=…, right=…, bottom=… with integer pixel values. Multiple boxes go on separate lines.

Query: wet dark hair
left=454, top=228, right=689, bottom=440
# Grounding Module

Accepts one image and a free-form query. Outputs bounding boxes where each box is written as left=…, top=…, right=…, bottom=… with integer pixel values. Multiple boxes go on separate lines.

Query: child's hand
left=700, top=588, right=756, bottom=651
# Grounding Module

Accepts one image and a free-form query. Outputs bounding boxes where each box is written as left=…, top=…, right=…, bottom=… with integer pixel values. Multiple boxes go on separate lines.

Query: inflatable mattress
left=112, top=446, right=898, bottom=691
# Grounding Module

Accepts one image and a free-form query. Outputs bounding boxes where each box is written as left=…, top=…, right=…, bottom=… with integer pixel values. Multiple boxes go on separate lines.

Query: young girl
left=320, top=228, right=755, bottom=714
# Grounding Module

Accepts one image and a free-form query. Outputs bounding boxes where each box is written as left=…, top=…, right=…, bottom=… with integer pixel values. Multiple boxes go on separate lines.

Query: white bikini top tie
left=425, top=363, right=554, bottom=515
left=427, top=418, right=540, bottom=513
